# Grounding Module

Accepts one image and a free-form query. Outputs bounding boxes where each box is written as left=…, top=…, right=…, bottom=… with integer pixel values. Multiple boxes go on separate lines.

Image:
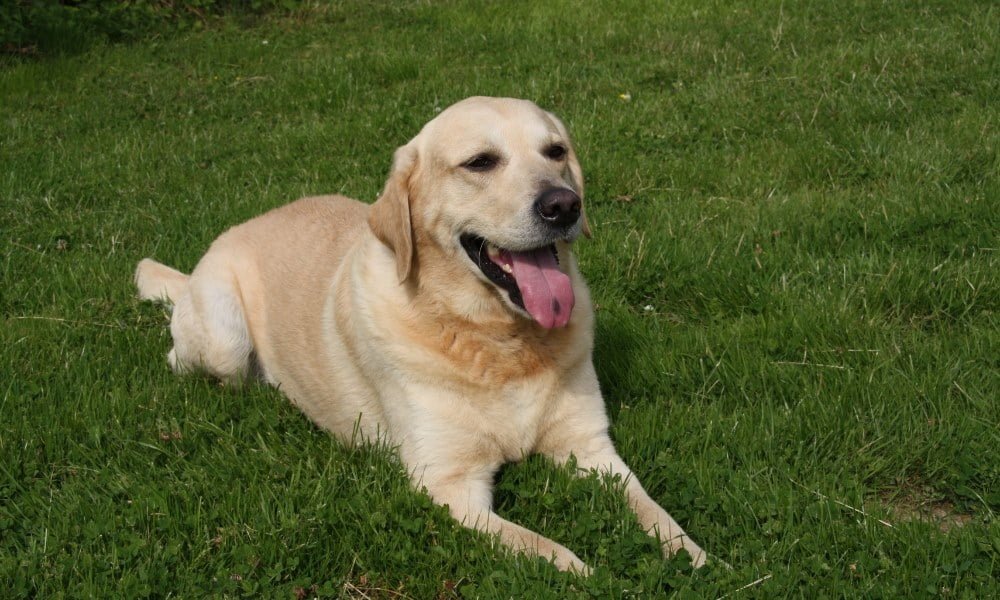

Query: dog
left=134, top=96, right=706, bottom=573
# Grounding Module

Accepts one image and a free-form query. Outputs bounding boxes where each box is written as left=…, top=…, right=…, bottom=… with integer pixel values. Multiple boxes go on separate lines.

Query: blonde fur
left=135, top=97, right=706, bottom=572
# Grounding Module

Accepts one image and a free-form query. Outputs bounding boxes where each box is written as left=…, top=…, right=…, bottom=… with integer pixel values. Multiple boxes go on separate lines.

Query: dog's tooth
left=501, top=263, right=513, bottom=274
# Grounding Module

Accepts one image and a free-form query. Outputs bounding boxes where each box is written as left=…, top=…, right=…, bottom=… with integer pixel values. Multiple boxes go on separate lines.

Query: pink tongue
left=508, top=248, right=575, bottom=329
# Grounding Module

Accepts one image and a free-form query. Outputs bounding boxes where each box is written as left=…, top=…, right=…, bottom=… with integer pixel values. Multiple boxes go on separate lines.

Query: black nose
left=534, top=188, right=581, bottom=229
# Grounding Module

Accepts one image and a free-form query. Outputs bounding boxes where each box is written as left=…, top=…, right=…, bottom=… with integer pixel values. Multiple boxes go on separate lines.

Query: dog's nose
left=534, top=188, right=581, bottom=228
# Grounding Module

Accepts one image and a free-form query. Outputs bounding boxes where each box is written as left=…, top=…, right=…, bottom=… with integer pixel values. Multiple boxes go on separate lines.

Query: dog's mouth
left=460, top=234, right=575, bottom=329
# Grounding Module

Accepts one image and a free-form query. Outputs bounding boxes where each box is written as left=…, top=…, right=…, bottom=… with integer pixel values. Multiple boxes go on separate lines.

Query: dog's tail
left=135, top=258, right=190, bottom=305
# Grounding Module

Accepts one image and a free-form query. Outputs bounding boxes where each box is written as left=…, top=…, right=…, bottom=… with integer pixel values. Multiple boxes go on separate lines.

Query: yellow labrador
left=135, top=96, right=706, bottom=573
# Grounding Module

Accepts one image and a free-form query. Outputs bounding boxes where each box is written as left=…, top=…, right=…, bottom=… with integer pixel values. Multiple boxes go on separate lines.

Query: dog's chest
left=400, top=373, right=561, bottom=465
left=463, top=377, right=560, bottom=461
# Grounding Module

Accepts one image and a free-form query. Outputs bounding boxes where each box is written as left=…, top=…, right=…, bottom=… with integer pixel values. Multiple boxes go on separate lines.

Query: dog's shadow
left=591, top=311, right=644, bottom=420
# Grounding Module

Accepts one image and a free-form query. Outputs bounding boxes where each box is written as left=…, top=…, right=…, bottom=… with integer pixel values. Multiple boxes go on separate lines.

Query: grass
left=2, top=0, right=998, bottom=597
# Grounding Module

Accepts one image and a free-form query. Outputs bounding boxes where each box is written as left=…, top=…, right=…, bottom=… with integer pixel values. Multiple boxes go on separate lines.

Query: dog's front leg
left=415, top=465, right=590, bottom=574
left=538, top=367, right=707, bottom=568
left=563, top=440, right=707, bottom=568
left=574, top=436, right=705, bottom=568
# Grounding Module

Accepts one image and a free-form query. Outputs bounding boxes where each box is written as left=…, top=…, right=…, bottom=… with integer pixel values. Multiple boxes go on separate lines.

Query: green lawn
left=2, top=1, right=998, bottom=597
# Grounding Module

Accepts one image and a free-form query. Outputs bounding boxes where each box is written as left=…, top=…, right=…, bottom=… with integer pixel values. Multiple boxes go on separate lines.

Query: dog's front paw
left=687, top=543, right=707, bottom=569
left=549, top=548, right=591, bottom=576
left=664, top=537, right=707, bottom=569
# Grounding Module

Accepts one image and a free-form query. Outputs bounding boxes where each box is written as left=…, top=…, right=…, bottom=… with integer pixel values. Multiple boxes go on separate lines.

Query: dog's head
left=369, top=97, right=590, bottom=329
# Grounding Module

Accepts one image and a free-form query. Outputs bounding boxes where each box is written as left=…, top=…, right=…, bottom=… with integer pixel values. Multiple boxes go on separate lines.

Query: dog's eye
left=544, top=144, right=568, bottom=161
left=462, top=153, right=499, bottom=172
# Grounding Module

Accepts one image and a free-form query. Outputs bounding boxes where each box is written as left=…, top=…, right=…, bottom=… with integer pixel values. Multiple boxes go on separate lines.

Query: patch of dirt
left=879, top=481, right=973, bottom=533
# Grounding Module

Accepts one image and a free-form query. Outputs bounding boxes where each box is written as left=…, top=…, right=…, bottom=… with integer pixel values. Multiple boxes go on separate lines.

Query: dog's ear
left=369, top=144, right=418, bottom=283
left=548, top=112, right=592, bottom=238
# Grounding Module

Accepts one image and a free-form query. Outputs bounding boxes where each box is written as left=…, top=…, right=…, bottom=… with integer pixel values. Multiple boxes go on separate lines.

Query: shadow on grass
left=1, top=1, right=286, bottom=58
left=592, top=311, right=643, bottom=416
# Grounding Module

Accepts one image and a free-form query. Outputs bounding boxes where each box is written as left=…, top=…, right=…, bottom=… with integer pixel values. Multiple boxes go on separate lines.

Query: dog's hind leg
left=163, top=260, right=256, bottom=385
